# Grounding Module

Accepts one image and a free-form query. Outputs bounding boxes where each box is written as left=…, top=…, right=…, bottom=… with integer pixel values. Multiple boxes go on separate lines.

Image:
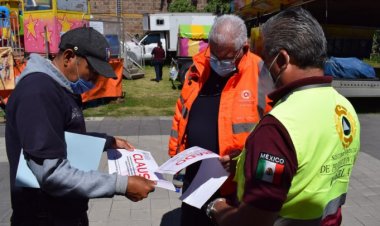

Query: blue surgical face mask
left=70, top=79, right=95, bottom=94
left=70, top=58, right=95, bottom=94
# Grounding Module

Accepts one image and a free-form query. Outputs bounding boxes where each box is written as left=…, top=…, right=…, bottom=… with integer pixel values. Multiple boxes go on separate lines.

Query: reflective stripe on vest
left=257, top=60, right=268, bottom=119
left=274, top=193, right=347, bottom=226
left=179, top=95, right=189, bottom=119
left=170, top=129, right=178, bottom=139
left=232, top=123, right=256, bottom=134
left=180, top=95, right=185, bottom=105
left=322, top=193, right=346, bottom=219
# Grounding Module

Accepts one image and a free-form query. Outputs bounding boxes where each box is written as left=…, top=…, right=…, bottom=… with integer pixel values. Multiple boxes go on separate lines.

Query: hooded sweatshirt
left=6, top=54, right=128, bottom=217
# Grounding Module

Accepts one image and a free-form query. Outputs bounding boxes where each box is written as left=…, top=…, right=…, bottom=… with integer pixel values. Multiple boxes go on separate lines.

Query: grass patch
left=83, top=65, right=181, bottom=117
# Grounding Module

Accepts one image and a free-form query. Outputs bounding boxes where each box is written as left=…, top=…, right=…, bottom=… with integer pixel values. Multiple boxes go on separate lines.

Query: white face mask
left=210, top=56, right=236, bottom=77
left=209, top=47, right=242, bottom=77
left=267, top=52, right=285, bottom=88
left=259, top=52, right=283, bottom=96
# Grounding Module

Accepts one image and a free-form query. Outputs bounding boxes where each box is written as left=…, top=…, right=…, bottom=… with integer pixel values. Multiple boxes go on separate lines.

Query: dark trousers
left=153, top=61, right=164, bottom=81
left=181, top=202, right=215, bottom=226
left=11, top=212, right=89, bottom=226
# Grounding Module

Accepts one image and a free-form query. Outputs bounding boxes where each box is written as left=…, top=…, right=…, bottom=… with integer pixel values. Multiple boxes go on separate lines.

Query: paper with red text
left=107, top=149, right=176, bottom=191
left=156, top=146, right=228, bottom=209
left=107, top=146, right=229, bottom=207
left=155, top=146, right=221, bottom=174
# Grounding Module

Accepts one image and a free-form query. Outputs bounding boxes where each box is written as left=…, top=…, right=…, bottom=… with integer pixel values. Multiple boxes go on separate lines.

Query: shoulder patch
left=334, top=105, right=357, bottom=149
left=255, top=152, right=285, bottom=185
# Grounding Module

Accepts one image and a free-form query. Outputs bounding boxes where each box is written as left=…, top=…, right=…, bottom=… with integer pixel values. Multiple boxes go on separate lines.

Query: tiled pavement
left=1, top=115, right=380, bottom=226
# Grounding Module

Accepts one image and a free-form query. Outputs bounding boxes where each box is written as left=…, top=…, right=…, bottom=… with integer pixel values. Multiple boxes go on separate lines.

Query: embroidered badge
left=334, top=105, right=356, bottom=149
left=256, top=152, right=285, bottom=185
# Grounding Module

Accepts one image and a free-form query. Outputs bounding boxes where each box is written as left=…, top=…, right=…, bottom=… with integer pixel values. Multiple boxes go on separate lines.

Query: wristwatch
left=206, top=198, right=226, bottom=219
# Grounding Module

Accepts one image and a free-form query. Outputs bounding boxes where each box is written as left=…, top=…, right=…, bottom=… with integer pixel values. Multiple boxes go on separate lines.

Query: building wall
left=90, top=0, right=208, bottom=37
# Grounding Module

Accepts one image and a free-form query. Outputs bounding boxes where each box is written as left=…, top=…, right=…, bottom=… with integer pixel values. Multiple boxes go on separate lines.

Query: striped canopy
left=178, top=24, right=211, bottom=40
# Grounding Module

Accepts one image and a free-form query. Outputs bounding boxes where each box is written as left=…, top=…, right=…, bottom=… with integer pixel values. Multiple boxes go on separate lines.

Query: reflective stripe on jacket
left=168, top=47, right=271, bottom=195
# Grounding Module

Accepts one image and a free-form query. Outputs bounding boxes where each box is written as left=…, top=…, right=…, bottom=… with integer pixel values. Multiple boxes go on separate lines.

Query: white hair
left=209, top=14, right=247, bottom=51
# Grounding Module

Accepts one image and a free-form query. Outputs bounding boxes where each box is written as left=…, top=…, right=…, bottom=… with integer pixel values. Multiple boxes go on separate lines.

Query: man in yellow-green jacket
left=207, top=8, right=360, bottom=226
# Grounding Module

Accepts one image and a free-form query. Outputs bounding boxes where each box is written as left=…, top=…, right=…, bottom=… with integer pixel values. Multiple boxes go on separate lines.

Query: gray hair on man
left=261, top=7, right=327, bottom=69
left=209, top=14, right=247, bottom=51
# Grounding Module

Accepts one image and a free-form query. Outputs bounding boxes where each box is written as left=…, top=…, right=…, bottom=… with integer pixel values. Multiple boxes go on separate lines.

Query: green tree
left=168, top=0, right=197, bottom=12
left=370, top=30, right=380, bottom=62
left=204, top=0, right=230, bottom=14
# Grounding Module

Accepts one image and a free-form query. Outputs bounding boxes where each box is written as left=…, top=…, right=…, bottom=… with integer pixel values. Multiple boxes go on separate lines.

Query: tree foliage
left=168, top=0, right=230, bottom=14
left=203, top=0, right=230, bottom=14
left=370, top=30, right=380, bottom=62
left=168, top=0, right=197, bottom=12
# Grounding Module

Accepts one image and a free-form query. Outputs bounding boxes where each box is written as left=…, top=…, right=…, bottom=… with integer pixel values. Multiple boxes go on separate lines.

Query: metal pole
left=44, top=26, right=49, bottom=58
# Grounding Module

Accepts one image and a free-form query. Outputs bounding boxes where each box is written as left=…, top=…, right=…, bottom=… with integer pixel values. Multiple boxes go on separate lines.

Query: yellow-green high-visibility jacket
left=235, top=83, right=360, bottom=224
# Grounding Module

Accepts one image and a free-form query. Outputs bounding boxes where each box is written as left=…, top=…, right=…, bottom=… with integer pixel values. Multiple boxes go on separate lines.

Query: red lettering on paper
left=175, top=151, right=213, bottom=165
left=133, top=154, right=150, bottom=179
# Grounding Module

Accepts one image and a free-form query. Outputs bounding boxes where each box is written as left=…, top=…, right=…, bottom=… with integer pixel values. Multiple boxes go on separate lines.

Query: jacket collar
left=268, top=76, right=333, bottom=106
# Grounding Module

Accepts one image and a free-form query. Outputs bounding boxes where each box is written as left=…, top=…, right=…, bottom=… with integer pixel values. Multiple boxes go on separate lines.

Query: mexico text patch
left=256, top=152, right=285, bottom=185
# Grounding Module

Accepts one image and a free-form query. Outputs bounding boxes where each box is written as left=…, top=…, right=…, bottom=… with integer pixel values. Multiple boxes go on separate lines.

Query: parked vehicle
left=124, top=13, right=216, bottom=64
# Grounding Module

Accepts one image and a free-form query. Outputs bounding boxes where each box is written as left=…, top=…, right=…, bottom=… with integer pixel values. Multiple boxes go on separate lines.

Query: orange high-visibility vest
left=168, top=48, right=271, bottom=195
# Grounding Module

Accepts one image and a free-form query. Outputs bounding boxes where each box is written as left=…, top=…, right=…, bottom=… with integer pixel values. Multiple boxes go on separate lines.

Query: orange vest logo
left=334, top=105, right=356, bottom=149
left=241, top=90, right=251, bottom=100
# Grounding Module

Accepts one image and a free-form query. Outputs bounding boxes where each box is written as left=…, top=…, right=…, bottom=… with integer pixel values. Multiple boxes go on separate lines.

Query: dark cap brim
left=86, top=56, right=117, bottom=79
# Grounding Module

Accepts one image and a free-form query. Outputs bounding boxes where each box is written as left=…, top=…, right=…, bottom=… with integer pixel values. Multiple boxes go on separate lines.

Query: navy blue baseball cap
left=59, top=27, right=116, bottom=79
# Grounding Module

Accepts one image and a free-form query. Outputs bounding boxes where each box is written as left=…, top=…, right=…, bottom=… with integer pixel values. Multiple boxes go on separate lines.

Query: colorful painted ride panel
left=178, top=25, right=211, bottom=57
left=23, top=0, right=90, bottom=54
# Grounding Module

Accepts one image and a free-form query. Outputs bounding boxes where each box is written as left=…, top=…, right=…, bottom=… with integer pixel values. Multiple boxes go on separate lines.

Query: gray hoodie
left=22, top=54, right=128, bottom=198
left=17, top=53, right=73, bottom=92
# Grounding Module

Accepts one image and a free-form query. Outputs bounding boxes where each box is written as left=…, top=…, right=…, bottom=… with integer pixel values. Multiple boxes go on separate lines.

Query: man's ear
left=276, top=50, right=290, bottom=70
left=243, top=40, right=249, bottom=53
left=62, top=49, right=76, bottom=66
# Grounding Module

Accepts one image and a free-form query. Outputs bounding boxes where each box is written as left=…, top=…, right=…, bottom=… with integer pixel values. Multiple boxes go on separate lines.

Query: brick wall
left=90, top=0, right=208, bottom=36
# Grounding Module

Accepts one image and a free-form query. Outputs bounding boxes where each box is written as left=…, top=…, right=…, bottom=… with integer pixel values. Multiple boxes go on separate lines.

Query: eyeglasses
left=210, top=46, right=243, bottom=66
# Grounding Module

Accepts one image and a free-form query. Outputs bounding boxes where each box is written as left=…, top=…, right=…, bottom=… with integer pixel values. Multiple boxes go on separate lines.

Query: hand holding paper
left=125, top=176, right=156, bottom=202
left=107, top=149, right=176, bottom=191
left=107, top=146, right=229, bottom=208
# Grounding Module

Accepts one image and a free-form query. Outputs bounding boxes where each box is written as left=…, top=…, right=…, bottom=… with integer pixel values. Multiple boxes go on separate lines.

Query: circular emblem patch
left=335, top=105, right=356, bottom=149
left=241, top=90, right=251, bottom=100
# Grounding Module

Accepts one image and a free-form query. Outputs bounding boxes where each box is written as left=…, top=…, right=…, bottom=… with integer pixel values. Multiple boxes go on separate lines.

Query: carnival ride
left=0, top=0, right=126, bottom=110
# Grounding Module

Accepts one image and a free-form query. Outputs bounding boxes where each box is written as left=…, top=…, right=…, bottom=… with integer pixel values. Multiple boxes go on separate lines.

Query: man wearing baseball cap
left=5, top=27, right=156, bottom=225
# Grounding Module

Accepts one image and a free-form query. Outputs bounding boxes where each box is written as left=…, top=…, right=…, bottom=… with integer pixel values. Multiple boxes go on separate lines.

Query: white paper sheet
left=107, top=149, right=176, bottom=191
left=180, top=158, right=228, bottom=209
left=107, top=146, right=230, bottom=203
left=156, top=146, right=220, bottom=175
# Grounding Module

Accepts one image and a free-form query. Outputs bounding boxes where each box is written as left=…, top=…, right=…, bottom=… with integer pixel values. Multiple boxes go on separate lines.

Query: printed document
left=107, top=149, right=176, bottom=191
left=108, top=146, right=228, bottom=208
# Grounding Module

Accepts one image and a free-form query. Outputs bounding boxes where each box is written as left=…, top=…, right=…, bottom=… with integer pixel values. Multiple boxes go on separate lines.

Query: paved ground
left=1, top=114, right=380, bottom=226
